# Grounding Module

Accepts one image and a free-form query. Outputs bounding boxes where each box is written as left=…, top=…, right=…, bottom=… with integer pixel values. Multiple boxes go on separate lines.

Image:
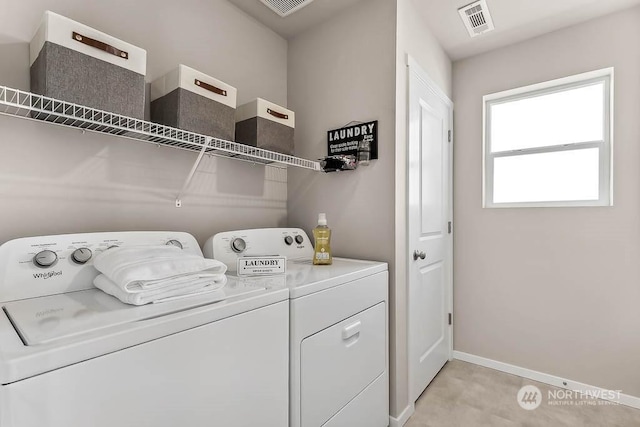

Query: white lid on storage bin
left=150, top=65, right=237, bottom=109
left=236, top=98, right=295, bottom=129
left=30, top=11, right=147, bottom=76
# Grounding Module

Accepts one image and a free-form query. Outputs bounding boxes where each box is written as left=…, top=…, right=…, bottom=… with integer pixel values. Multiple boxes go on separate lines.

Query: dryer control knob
left=72, top=248, right=92, bottom=264
left=231, top=238, right=246, bottom=253
left=284, top=236, right=294, bottom=246
left=33, top=250, right=58, bottom=268
left=166, top=239, right=183, bottom=249
left=295, top=235, right=304, bottom=244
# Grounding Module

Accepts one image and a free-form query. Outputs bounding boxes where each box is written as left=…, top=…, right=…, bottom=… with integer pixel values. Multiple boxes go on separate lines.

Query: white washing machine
left=204, top=228, right=389, bottom=427
left=0, top=231, right=289, bottom=427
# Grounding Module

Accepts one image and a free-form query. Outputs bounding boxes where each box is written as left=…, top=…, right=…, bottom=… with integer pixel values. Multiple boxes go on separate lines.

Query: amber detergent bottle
left=312, top=213, right=332, bottom=265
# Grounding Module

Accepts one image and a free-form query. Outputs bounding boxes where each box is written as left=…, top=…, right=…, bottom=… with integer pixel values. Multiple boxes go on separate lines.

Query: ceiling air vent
left=259, top=0, right=316, bottom=17
left=458, top=0, right=495, bottom=38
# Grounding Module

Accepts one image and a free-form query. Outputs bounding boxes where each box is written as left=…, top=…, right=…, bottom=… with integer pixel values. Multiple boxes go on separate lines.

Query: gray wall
left=0, top=0, right=288, bottom=245
left=393, top=0, right=452, bottom=418
left=453, top=7, right=640, bottom=397
left=287, top=0, right=396, bottom=261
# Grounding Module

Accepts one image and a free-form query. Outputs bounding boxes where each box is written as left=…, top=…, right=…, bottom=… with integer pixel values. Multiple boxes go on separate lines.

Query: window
left=483, top=68, right=613, bottom=207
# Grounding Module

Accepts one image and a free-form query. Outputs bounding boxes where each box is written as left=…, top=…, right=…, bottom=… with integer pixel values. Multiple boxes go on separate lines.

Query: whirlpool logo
left=33, top=270, right=63, bottom=280
left=36, top=308, right=63, bottom=318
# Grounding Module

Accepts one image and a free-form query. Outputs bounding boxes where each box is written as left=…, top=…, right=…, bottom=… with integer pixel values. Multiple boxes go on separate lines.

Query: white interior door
left=407, top=57, right=453, bottom=403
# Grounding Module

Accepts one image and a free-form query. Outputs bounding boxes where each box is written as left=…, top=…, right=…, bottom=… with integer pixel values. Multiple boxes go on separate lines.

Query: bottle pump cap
left=318, top=213, right=327, bottom=226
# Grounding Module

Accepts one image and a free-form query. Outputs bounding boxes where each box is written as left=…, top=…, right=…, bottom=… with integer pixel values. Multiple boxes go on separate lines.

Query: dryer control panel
left=0, top=232, right=201, bottom=303
left=203, top=228, right=314, bottom=272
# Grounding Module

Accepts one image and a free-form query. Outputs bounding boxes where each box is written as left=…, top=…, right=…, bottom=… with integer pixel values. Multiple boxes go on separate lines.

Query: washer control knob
left=166, top=239, right=183, bottom=249
left=295, top=235, right=304, bottom=245
left=33, top=250, right=58, bottom=268
left=230, top=238, right=247, bottom=253
left=72, top=248, right=93, bottom=264
left=284, top=236, right=294, bottom=246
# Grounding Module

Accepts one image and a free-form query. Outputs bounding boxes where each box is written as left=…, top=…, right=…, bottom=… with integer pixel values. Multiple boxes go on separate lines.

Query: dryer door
left=300, top=302, right=386, bottom=426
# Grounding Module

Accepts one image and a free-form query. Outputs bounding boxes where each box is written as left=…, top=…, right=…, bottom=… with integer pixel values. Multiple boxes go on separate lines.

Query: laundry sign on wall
left=327, top=120, right=378, bottom=160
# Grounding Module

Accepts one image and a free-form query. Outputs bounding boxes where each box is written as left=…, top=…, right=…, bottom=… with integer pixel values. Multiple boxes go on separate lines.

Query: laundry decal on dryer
left=237, top=256, right=287, bottom=276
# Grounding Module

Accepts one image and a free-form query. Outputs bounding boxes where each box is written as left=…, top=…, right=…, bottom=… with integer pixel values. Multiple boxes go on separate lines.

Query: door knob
left=413, top=250, right=426, bottom=261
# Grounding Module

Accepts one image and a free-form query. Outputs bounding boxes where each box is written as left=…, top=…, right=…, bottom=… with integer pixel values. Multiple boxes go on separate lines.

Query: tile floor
left=406, top=360, right=640, bottom=427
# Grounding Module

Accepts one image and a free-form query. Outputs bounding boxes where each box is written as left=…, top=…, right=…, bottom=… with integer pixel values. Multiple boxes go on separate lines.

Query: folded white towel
left=93, top=246, right=227, bottom=287
left=94, top=273, right=228, bottom=305
left=92, top=245, right=228, bottom=305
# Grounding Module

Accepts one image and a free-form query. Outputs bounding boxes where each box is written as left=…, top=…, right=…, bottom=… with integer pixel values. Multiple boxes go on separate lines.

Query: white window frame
left=483, top=68, right=614, bottom=208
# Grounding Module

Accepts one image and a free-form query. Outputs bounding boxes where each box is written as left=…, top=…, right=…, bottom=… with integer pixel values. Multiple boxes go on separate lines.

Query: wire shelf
left=0, top=85, right=322, bottom=172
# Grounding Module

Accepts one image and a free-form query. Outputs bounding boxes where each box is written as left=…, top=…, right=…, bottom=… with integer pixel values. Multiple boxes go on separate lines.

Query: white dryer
left=0, top=231, right=289, bottom=427
left=204, top=228, right=389, bottom=427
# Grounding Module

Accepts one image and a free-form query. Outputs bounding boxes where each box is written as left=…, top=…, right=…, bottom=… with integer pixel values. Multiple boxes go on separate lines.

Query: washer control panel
left=203, top=228, right=314, bottom=272
left=0, top=232, right=201, bottom=303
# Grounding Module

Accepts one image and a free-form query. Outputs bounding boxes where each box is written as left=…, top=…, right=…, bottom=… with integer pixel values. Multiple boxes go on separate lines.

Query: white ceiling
left=414, top=0, right=640, bottom=60
left=227, top=0, right=364, bottom=39
left=229, top=0, right=640, bottom=60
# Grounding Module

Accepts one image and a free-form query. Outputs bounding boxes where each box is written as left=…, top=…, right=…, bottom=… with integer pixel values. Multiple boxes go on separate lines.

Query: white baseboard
left=389, top=403, right=414, bottom=427
left=453, top=351, right=640, bottom=410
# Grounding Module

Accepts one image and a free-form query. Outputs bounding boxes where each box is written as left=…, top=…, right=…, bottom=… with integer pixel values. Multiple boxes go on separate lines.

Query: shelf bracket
left=175, top=138, right=212, bottom=208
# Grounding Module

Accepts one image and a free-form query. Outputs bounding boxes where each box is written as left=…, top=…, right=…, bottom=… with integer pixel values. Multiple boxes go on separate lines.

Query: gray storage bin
left=29, top=11, right=147, bottom=119
left=150, top=65, right=237, bottom=140
left=235, top=99, right=295, bottom=155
